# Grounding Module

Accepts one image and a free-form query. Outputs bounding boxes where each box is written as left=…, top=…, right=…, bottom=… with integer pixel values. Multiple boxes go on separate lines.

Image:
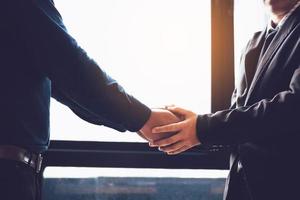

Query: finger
left=151, top=133, right=182, bottom=147
left=159, top=141, right=185, bottom=153
left=152, top=121, right=185, bottom=133
left=149, top=142, right=155, bottom=147
left=167, top=145, right=190, bottom=155
left=164, top=104, right=175, bottom=109
left=167, top=106, right=190, bottom=116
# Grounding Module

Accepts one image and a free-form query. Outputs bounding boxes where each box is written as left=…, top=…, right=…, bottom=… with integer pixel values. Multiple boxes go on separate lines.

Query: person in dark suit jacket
left=0, top=0, right=179, bottom=200
left=151, top=0, right=300, bottom=199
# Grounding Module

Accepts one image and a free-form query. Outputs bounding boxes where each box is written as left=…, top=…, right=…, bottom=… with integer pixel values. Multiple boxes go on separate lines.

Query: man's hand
left=138, top=108, right=181, bottom=142
left=149, top=106, right=200, bottom=155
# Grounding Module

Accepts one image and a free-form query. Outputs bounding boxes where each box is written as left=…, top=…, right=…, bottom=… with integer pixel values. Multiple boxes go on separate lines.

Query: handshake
left=138, top=106, right=201, bottom=155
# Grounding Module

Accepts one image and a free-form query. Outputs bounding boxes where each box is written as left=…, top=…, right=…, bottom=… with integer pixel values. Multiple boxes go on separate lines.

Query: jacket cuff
left=196, top=114, right=213, bottom=145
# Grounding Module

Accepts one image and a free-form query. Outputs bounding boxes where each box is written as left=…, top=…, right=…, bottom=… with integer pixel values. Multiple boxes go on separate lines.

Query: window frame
left=43, top=0, right=234, bottom=171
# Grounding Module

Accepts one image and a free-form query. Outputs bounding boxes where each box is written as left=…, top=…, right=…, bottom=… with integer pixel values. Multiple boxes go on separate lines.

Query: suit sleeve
left=51, top=85, right=127, bottom=132
left=12, top=0, right=151, bottom=132
left=197, top=66, right=300, bottom=145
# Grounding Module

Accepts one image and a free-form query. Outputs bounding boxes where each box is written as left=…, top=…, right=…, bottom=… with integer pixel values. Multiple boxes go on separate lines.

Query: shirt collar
left=267, top=1, right=300, bottom=32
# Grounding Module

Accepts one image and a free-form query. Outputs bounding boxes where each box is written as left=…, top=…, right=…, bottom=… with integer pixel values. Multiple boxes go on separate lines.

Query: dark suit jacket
left=197, top=6, right=300, bottom=200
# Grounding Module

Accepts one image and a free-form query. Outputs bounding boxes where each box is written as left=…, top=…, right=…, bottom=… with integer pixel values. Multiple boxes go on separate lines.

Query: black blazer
left=197, top=6, right=300, bottom=200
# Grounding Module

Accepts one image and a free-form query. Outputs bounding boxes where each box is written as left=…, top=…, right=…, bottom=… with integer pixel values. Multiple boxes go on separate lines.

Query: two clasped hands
left=139, top=106, right=201, bottom=155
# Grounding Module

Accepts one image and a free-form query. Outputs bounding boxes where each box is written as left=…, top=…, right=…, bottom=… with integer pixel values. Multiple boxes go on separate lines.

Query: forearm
left=15, top=0, right=150, bottom=132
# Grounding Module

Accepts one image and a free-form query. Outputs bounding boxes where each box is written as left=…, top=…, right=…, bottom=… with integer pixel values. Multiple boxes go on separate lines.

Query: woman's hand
left=150, top=106, right=201, bottom=155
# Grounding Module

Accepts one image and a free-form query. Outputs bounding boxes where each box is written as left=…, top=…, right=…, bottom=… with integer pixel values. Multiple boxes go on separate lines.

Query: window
left=43, top=140, right=230, bottom=200
left=50, top=0, right=211, bottom=142
left=43, top=167, right=227, bottom=200
left=234, top=0, right=268, bottom=82
left=43, top=1, right=236, bottom=200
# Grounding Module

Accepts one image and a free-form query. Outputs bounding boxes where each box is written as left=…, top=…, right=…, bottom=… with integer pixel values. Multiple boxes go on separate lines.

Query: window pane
left=43, top=167, right=227, bottom=200
left=50, top=0, right=211, bottom=142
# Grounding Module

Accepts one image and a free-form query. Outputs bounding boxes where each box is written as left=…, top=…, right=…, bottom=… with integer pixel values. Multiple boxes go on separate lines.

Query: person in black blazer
left=151, top=0, right=300, bottom=199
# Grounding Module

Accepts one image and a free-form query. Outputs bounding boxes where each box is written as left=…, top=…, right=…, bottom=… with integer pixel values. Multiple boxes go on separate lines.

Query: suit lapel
left=245, top=7, right=300, bottom=105
left=244, top=30, right=266, bottom=87
left=232, top=30, right=265, bottom=107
